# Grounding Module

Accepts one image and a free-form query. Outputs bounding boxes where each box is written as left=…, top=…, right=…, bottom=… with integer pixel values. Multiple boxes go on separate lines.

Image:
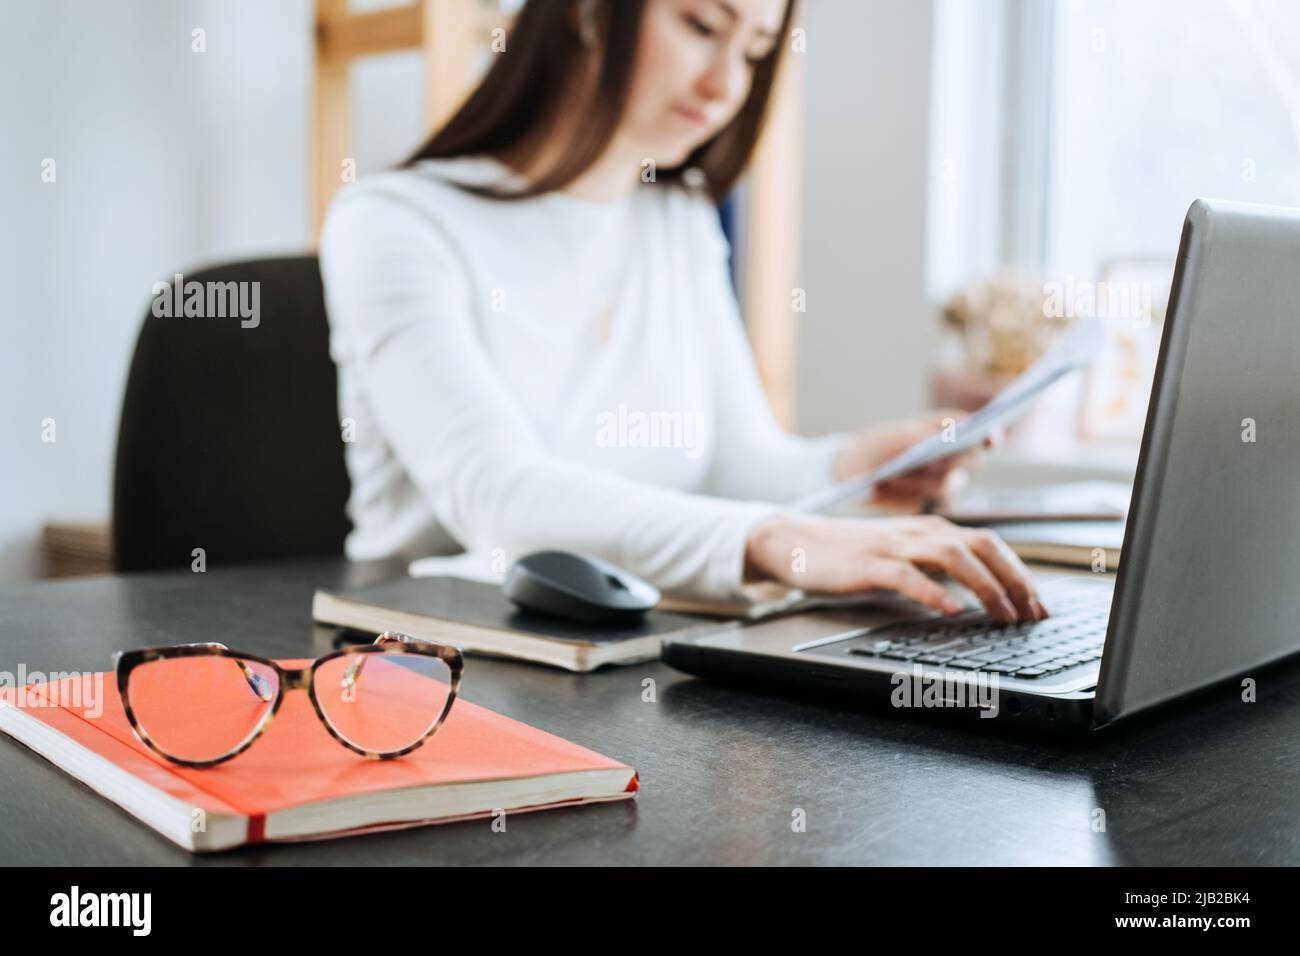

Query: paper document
left=795, top=318, right=1105, bottom=513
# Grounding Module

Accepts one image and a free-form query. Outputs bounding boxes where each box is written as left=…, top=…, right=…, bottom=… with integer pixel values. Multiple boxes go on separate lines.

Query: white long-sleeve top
left=319, top=155, right=845, bottom=601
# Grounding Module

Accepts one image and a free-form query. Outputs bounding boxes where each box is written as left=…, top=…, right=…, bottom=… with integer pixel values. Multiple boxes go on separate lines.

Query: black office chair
left=112, top=255, right=352, bottom=572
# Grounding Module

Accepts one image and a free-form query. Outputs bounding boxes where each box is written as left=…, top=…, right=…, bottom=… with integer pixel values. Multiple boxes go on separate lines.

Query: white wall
left=796, top=0, right=939, bottom=435
left=0, top=0, right=314, bottom=581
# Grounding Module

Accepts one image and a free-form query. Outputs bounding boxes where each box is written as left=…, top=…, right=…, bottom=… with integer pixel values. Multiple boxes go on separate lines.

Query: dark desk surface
left=2, top=558, right=1297, bottom=865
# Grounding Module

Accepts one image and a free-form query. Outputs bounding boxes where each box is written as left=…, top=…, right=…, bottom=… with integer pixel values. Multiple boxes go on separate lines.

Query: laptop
left=663, top=198, right=1300, bottom=735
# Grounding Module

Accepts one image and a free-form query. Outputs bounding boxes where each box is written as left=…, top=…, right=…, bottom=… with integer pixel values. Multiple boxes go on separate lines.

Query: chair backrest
left=112, top=256, right=351, bottom=572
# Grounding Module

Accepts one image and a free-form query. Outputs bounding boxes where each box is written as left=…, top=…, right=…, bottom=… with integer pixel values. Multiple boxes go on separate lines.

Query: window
left=928, top=0, right=1300, bottom=468
left=1042, top=0, right=1300, bottom=275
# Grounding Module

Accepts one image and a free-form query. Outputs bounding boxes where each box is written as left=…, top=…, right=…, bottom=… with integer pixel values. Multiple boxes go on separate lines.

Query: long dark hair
left=401, top=0, right=796, bottom=203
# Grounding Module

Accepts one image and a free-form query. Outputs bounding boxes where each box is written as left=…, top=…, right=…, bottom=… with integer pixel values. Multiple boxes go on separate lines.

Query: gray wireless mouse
left=503, top=550, right=661, bottom=626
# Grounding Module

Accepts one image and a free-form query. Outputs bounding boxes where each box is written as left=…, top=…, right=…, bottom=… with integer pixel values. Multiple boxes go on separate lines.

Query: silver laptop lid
left=1096, top=199, right=1300, bottom=725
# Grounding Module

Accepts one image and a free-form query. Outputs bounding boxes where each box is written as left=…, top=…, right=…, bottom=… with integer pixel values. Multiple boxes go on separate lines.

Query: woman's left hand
left=833, top=409, right=1001, bottom=510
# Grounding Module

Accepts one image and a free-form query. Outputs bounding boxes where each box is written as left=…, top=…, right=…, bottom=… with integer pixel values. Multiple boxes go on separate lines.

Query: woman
left=319, top=0, right=1047, bottom=624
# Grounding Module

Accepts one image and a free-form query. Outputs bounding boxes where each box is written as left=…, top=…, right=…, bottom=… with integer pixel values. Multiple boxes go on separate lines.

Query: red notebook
left=0, top=663, right=637, bottom=852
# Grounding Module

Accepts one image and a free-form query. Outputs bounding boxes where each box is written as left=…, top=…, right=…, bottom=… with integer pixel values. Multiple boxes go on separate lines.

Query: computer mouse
left=503, top=550, right=661, bottom=626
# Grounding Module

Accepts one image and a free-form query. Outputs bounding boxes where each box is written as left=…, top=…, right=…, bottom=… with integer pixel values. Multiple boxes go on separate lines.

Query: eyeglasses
left=112, top=632, right=463, bottom=768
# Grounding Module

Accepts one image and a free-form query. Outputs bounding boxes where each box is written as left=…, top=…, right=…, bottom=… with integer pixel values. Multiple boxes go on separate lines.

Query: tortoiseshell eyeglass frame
left=112, top=632, right=464, bottom=769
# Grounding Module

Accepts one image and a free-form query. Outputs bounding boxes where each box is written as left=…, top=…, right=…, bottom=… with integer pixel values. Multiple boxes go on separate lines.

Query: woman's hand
left=834, top=409, right=1000, bottom=510
left=745, top=512, right=1047, bottom=623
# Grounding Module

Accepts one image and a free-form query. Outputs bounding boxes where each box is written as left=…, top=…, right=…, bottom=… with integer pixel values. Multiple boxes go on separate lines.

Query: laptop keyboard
left=837, top=581, right=1110, bottom=679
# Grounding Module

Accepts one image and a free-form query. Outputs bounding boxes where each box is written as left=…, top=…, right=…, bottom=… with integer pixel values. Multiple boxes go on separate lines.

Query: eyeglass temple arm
left=340, top=631, right=416, bottom=691
left=179, top=642, right=275, bottom=701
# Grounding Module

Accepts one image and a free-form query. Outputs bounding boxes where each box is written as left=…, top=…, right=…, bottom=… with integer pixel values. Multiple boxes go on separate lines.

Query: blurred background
left=2, top=0, right=1298, bottom=582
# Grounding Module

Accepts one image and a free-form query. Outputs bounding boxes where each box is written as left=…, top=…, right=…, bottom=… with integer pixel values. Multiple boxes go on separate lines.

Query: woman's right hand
left=744, top=513, right=1048, bottom=623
